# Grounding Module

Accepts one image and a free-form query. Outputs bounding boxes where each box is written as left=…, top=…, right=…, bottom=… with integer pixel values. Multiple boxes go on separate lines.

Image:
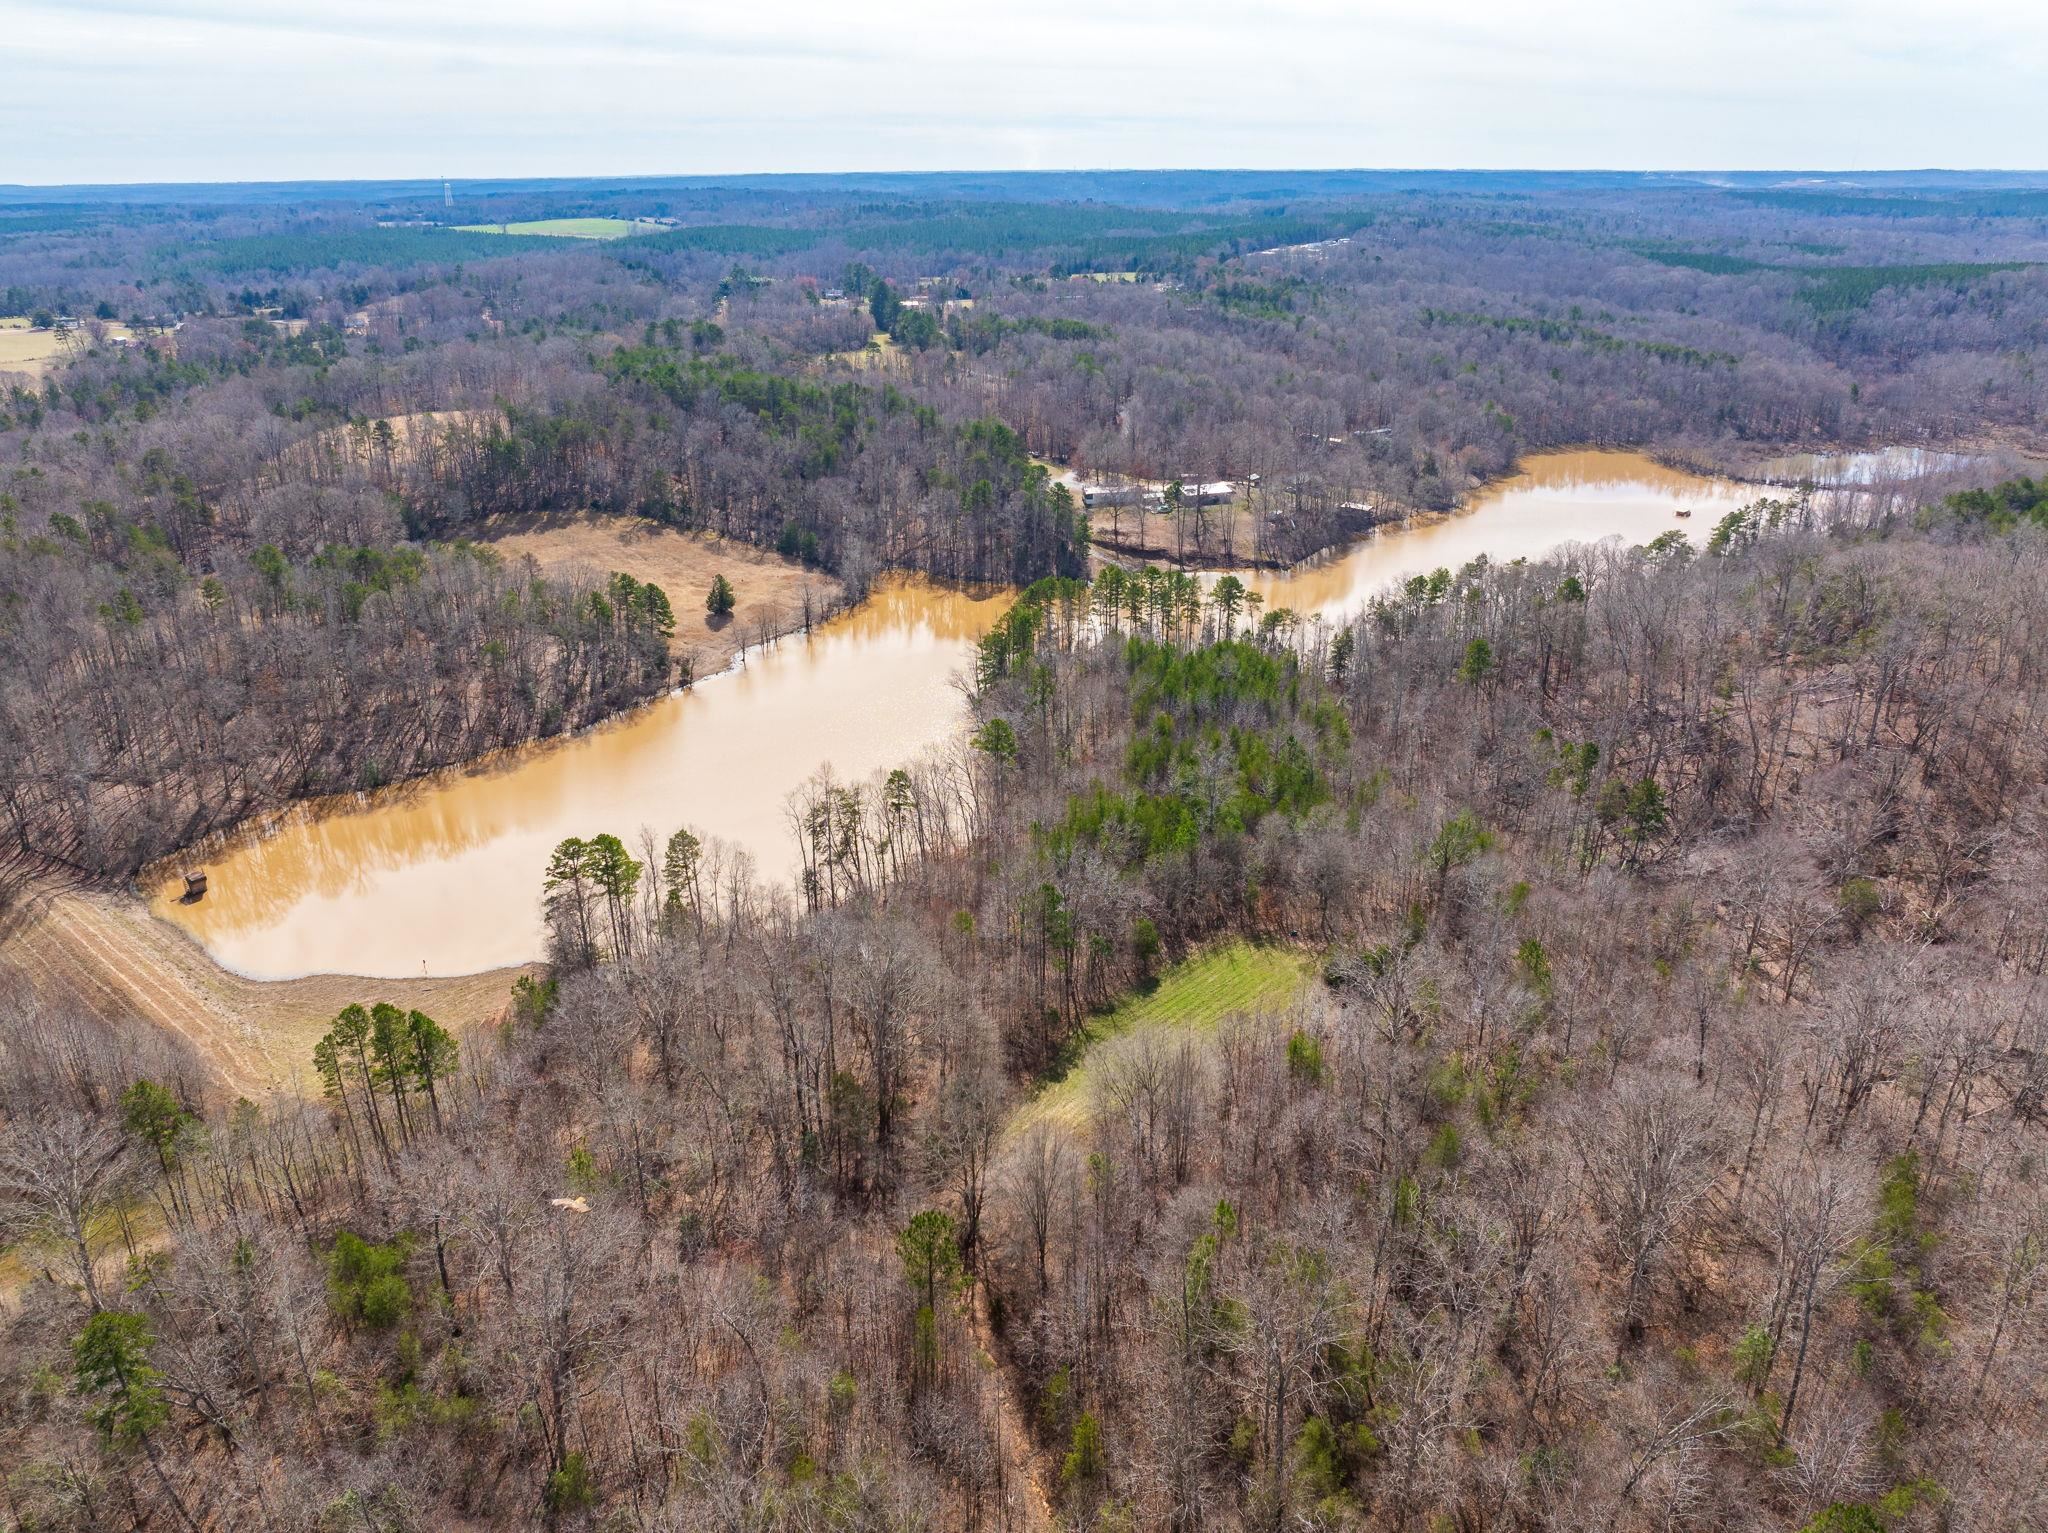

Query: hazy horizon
left=6, top=167, right=2048, bottom=197
left=5, top=0, right=2045, bottom=186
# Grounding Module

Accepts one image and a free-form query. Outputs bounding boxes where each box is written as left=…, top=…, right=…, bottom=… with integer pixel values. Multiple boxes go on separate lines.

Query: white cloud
left=1, top=0, right=2043, bottom=182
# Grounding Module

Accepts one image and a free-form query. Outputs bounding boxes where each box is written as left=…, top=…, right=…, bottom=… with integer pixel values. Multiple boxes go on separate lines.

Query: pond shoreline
left=147, top=576, right=1017, bottom=981
left=123, top=445, right=1936, bottom=998
left=1077, top=431, right=1978, bottom=579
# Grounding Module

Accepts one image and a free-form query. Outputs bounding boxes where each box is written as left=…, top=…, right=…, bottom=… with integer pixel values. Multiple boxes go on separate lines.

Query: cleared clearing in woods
left=479, top=511, right=845, bottom=676
left=825, top=330, right=905, bottom=370
left=0, top=317, right=146, bottom=380
left=453, top=217, right=653, bottom=239
left=1011, top=940, right=1317, bottom=1136
left=0, top=318, right=76, bottom=378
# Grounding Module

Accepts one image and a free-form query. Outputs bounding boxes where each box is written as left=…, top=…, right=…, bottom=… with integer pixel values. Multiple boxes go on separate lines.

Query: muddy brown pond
left=154, top=451, right=1760, bottom=978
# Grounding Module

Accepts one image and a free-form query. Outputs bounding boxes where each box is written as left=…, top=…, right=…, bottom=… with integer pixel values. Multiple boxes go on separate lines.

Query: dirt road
left=971, top=1279, right=1057, bottom=1532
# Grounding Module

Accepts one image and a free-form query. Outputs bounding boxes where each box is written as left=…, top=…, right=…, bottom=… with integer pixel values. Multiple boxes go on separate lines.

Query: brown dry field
left=1, top=877, right=531, bottom=1098
left=0, top=317, right=148, bottom=381
left=0, top=318, right=74, bottom=379
left=276, top=407, right=487, bottom=477
left=824, top=331, right=904, bottom=371
left=480, top=511, right=845, bottom=675
left=346, top=407, right=482, bottom=450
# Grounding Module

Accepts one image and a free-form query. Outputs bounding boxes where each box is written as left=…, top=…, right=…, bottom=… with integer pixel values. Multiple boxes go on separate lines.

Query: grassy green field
left=453, top=217, right=652, bottom=240
left=1014, top=940, right=1317, bottom=1135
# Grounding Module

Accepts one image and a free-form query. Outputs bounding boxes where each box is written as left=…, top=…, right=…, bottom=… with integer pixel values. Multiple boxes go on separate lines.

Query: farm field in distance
left=0, top=316, right=74, bottom=377
left=1, top=315, right=144, bottom=379
left=453, top=215, right=659, bottom=238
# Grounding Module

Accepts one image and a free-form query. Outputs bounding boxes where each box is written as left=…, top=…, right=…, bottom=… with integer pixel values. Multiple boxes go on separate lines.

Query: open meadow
left=453, top=216, right=657, bottom=238
left=0, top=317, right=72, bottom=377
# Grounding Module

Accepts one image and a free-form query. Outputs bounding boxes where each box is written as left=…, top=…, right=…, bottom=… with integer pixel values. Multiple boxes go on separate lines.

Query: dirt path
left=2, top=875, right=530, bottom=1098
left=971, top=1279, right=1057, bottom=1532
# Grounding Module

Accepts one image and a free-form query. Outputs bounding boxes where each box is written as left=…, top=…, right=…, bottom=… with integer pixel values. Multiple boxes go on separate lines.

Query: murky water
left=151, top=580, right=1012, bottom=979
left=1238, top=450, right=1751, bottom=621
left=155, top=451, right=1752, bottom=979
left=1749, top=446, right=1987, bottom=486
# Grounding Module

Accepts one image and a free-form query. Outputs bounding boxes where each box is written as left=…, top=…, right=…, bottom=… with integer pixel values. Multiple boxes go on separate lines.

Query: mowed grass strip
left=1014, top=940, right=1317, bottom=1136
left=454, top=217, right=650, bottom=240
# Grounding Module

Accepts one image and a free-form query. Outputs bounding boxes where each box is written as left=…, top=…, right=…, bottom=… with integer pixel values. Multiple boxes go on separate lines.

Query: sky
left=4, top=0, right=2046, bottom=185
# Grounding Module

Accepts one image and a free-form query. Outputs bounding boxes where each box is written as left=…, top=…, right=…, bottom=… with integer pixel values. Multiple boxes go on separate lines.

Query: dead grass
left=825, top=332, right=904, bottom=371
left=0, top=318, right=75, bottom=378
left=0, top=317, right=146, bottom=380
left=479, top=511, right=845, bottom=675
left=1, top=876, right=530, bottom=1098
left=1030, top=456, right=1082, bottom=493
left=0, top=1195, right=170, bottom=1310
left=278, top=408, right=487, bottom=476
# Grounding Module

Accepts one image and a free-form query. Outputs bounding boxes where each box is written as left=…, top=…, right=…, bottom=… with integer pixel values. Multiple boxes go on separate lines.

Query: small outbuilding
left=183, top=870, right=208, bottom=901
